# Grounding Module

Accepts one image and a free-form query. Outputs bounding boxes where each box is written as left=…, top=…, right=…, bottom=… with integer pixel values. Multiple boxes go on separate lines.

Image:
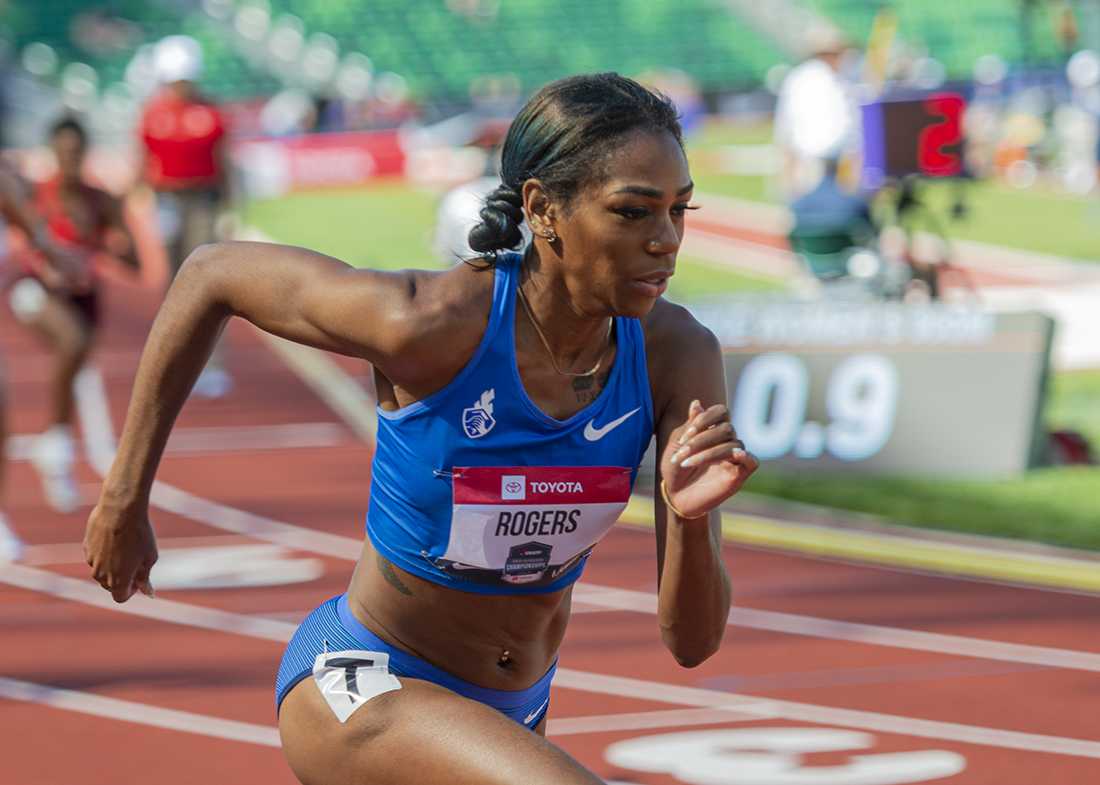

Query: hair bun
left=468, top=184, right=525, bottom=256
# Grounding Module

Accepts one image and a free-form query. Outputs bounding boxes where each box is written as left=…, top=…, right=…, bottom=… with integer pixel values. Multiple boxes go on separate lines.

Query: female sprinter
left=11, top=117, right=136, bottom=512
left=1, top=155, right=89, bottom=538
left=84, top=73, right=758, bottom=785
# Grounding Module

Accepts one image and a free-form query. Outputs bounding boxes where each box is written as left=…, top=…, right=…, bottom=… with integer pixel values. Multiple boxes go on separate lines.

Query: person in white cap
left=433, top=127, right=531, bottom=266
left=136, top=35, right=233, bottom=397
left=774, top=26, right=861, bottom=198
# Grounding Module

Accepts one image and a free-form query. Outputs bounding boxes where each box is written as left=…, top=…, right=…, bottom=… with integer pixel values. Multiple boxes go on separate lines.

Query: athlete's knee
left=56, top=326, right=92, bottom=367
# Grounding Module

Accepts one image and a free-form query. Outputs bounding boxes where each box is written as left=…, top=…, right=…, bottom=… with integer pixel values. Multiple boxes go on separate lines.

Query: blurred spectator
left=434, top=174, right=506, bottom=264
left=788, top=158, right=913, bottom=300
left=790, top=158, right=874, bottom=244
left=260, top=87, right=318, bottom=136
left=789, top=158, right=874, bottom=292
left=8, top=117, right=137, bottom=513
left=434, top=142, right=530, bottom=265
left=136, top=35, right=233, bottom=397
left=774, top=26, right=861, bottom=197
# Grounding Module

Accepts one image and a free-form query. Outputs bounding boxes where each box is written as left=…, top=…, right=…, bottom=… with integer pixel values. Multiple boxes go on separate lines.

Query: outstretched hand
left=660, top=400, right=758, bottom=520
left=84, top=501, right=158, bottom=603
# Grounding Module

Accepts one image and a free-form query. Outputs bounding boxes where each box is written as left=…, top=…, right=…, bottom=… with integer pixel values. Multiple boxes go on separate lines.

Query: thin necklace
left=517, top=283, right=614, bottom=378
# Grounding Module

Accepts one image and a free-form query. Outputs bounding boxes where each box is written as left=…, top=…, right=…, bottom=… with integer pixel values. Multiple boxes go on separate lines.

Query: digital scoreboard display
left=687, top=300, right=1053, bottom=477
left=861, top=93, right=966, bottom=188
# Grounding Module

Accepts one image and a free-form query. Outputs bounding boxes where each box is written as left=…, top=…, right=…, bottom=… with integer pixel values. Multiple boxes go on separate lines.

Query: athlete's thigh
left=279, top=676, right=602, bottom=785
left=22, top=291, right=90, bottom=351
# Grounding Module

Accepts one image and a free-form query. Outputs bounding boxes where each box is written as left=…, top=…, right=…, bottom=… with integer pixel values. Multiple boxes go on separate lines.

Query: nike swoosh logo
left=524, top=697, right=550, bottom=725
left=584, top=407, right=641, bottom=442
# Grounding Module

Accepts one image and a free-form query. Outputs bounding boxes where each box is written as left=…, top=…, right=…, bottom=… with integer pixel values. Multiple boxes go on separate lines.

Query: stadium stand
left=7, top=1, right=1078, bottom=114
left=802, top=0, right=1068, bottom=77
left=6, top=1, right=278, bottom=101
left=7, top=0, right=787, bottom=102
left=262, top=0, right=787, bottom=99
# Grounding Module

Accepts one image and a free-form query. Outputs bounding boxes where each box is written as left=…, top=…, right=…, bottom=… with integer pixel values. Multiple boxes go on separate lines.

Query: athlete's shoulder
left=640, top=298, right=722, bottom=415
left=641, top=297, right=720, bottom=362
left=397, top=260, right=496, bottom=323
left=374, top=261, right=498, bottom=379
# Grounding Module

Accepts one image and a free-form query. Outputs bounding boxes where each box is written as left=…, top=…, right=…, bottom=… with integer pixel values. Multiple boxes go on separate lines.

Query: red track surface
left=2, top=273, right=1099, bottom=785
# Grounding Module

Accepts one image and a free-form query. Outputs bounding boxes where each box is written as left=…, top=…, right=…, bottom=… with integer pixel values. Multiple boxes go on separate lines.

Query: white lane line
left=257, top=334, right=378, bottom=443
left=0, top=563, right=293, bottom=642
left=5, top=422, right=347, bottom=462
left=0, top=676, right=281, bottom=747
left=163, top=422, right=348, bottom=454
left=71, top=365, right=1100, bottom=673
left=547, top=707, right=759, bottom=736
left=148, top=482, right=361, bottom=560
left=4, top=434, right=34, bottom=461
left=0, top=673, right=752, bottom=747
left=571, top=584, right=1100, bottom=674
left=20, top=534, right=261, bottom=566
left=74, top=367, right=361, bottom=561
left=681, top=229, right=797, bottom=279
left=554, top=669, right=1100, bottom=759
left=5, top=561, right=1099, bottom=757
left=0, top=512, right=23, bottom=563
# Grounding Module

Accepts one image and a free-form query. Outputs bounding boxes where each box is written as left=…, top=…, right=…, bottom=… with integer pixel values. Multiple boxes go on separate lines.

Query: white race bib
left=440, top=466, right=631, bottom=587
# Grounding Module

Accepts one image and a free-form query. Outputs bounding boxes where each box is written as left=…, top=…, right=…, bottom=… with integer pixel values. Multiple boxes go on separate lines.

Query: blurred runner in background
left=1, top=159, right=83, bottom=548
left=136, top=34, right=233, bottom=398
left=7, top=117, right=137, bottom=513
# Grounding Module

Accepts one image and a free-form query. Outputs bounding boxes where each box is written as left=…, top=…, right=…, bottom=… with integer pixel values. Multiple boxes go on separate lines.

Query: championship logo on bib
left=441, top=466, right=631, bottom=587
left=504, top=541, right=553, bottom=581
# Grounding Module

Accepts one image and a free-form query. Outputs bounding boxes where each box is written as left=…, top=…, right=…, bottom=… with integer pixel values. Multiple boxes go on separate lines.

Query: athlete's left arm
left=647, top=303, right=758, bottom=667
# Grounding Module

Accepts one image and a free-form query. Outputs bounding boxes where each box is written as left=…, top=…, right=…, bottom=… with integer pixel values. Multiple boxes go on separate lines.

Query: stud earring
left=544, top=229, right=558, bottom=242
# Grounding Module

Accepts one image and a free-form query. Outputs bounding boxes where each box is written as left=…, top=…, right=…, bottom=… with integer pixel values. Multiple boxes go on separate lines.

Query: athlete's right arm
left=85, top=240, right=427, bottom=603
left=185, top=241, right=427, bottom=361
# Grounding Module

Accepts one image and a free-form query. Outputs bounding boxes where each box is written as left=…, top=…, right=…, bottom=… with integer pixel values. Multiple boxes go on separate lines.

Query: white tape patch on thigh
left=312, top=649, right=402, bottom=724
left=9, top=278, right=47, bottom=322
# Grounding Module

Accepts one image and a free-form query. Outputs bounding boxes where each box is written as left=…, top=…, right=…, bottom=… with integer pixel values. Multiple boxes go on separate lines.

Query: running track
left=2, top=272, right=1099, bottom=785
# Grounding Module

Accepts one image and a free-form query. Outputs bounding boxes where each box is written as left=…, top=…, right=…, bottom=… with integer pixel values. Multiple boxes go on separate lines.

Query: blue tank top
left=367, top=252, right=654, bottom=595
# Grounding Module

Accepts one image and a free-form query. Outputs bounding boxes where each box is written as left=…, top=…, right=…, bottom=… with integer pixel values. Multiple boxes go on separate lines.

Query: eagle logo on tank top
left=462, top=388, right=496, bottom=439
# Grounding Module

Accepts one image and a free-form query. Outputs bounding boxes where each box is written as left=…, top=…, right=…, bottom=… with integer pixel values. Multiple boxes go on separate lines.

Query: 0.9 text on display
left=731, top=353, right=899, bottom=462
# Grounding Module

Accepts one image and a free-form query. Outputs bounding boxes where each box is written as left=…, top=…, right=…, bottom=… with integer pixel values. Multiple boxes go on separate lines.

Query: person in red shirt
left=8, top=116, right=136, bottom=513
left=138, top=35, right=228, bottom=271
left=137, top=35, right=232, bottom=397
